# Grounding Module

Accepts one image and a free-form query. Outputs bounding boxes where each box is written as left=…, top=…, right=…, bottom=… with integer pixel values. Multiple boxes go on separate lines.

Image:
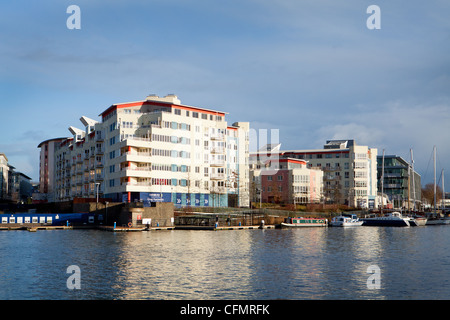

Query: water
left=1, top=226, right=450, bottom=300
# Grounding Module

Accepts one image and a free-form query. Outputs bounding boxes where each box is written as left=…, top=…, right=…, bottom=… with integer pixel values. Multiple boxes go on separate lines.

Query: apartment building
left=52, top=94, right=250, bottom=207
left=250, top=140, right=378, bottom=208
left=0, top=153, right=33, bottom=203
left=377, top=154, right=421, bottom=210
left=251, top=157, right=323, bottom=205
left=0, top=153, right=8, bottom=201
left=37, top=138, right=67, bottom=202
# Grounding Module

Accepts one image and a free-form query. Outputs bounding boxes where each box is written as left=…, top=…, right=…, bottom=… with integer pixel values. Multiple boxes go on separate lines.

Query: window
left=202, top=113, right=208, bottom=120
left=193, top=112, right=199, bottom=118
left=174, top=109, right=181, bottom=115
left=277, top=175, right=283, bottom=181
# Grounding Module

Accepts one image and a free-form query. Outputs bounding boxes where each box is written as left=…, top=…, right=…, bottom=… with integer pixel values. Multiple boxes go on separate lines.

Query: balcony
left=122, top=182, right=153, bottom=192
left=210, top=147, right=225, bottom=154
left=210, top=134, right=225, bottom=141
left=122, top=151, right=152, bottom=163
left=120, top=167, right=152, bottom=178
left=209, top=186, right=227, bottom=194
left=120, top=137, right=152, bottom=148
left=210, top=160, right=225, bottom=167
left=210, top=173, right=225, bottom=180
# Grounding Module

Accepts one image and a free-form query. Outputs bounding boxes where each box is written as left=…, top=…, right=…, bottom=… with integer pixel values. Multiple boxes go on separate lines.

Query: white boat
left=280, top=217, right=328, bottom=228
left=361, top=211, right=413, bottom=227
left=329, top=214, right=363, bottom=227
left=425, top=215, right=450, bottom=225
left=411, top=216, right=428, bottom=226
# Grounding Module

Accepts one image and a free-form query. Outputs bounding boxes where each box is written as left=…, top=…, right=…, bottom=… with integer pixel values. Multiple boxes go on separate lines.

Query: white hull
left=281, top=222, right=328, bottom=228
left=413, top=218, right=428, bottom=226
left=330, top=214, right=363, bottom=227
left=426, top=218, right=450, bottom=225
left=330, top=221, right=363, bottom=227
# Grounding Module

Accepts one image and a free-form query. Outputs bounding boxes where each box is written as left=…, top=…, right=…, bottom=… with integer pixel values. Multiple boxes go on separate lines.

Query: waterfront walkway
left=0, top=223, right=276, bottom=232
left=0, top=223, right=72, bottom=232
left=98, top=224, right=276, bottom=232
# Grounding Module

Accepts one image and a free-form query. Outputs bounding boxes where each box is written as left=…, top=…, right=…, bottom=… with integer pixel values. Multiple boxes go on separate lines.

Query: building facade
left=0, top=153, right=8, bottom=201
left=377, top=154, right=421, bottom=210
left=0, top=153, right=32, bottom=203
left=52, top=94, right=250, bottom=207
left=250, top=140, right=378, bottom=208
left=251, top=158, right=323, bottom=205
left=37, top=138, right=67, bottom=202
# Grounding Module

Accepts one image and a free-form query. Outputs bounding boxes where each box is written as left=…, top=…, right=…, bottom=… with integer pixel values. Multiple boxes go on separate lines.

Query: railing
left=210, top=147, right=225, bottom=154
left=122, top=167, right=151, bottom=172
left=210, top=134, right=225, bottom=140
left=210, top=173, right=225, bottom=180
left=123, top=182, right=152, bottom=186
left=210, top=160, right=225, bottom=167
left=124, top=151, right=152, bottom=157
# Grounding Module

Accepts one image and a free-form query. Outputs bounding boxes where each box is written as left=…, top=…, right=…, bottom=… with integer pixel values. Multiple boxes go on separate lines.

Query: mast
left=442, top=169, right=445, bottom=212
left=410, top=149, right=416, bottom=211
left=408, top=157, right=411, bottom=213
left=434, top=145, right=437, bottom=216
left=381, top=149, right=385, bottom=214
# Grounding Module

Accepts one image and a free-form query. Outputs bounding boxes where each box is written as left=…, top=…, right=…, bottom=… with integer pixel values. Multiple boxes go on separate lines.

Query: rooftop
left=99, top=94, right=228, bottom=118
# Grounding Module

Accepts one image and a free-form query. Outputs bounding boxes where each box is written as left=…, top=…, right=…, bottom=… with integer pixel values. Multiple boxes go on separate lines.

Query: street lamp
left=95, top=182, right=100, bottom=213
left=105, top=201, right=109, bottom=226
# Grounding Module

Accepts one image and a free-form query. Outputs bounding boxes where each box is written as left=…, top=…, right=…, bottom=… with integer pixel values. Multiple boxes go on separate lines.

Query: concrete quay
left=175, top=224, right=276, bottom=231
left=0, top=223, right=73, bottom=232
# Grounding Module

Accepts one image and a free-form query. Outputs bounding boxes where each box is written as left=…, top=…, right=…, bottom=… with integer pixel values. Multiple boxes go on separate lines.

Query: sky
left=0, top=0, right=449, bottom=187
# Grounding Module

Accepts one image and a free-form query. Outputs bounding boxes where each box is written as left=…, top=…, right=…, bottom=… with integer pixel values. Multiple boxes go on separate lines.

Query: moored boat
left=361, top=211, right=412, bottom=227
left=329, top=213, right=363, bottom=227
left=281, top=217, right=328, bottom=228
left=425, top=214, right=450, bottom=225
left=411, top=216, right=427, bottom=226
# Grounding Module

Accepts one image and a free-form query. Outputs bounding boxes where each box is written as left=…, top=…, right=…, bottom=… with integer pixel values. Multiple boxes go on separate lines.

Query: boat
left=425, top=146, right=449, bottom=225
left=280, top=217, right=328, bottom=228
left=410, top=215, right=428, bottom=226
left=425, top=214, right=450, bottom=225
left=329, top=213, right=363, bottom=227
left=361, top=211, right=414, bottom=227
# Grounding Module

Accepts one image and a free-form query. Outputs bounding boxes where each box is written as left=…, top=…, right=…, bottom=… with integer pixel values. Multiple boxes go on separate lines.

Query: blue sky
left=1, top=0, right=449, bottom=187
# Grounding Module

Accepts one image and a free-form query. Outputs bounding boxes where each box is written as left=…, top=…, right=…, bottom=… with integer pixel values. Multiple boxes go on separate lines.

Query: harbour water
left=1, top=226, right=450, bottom=300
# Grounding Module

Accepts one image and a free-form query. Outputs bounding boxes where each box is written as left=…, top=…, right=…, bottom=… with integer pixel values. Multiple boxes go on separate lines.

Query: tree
left=422, top=183, right=442, bottom=207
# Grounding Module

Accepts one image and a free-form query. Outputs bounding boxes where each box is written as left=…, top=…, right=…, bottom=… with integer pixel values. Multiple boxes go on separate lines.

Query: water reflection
left=2, top=227, right=450, bottom=299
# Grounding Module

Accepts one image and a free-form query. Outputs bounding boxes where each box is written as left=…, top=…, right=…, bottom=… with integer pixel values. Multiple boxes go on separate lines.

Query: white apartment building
left=52, top=94, right=250, bottom=207
left=0, top=153, right=8, bottom=200
left=250, top=140, right=378, bottom=208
